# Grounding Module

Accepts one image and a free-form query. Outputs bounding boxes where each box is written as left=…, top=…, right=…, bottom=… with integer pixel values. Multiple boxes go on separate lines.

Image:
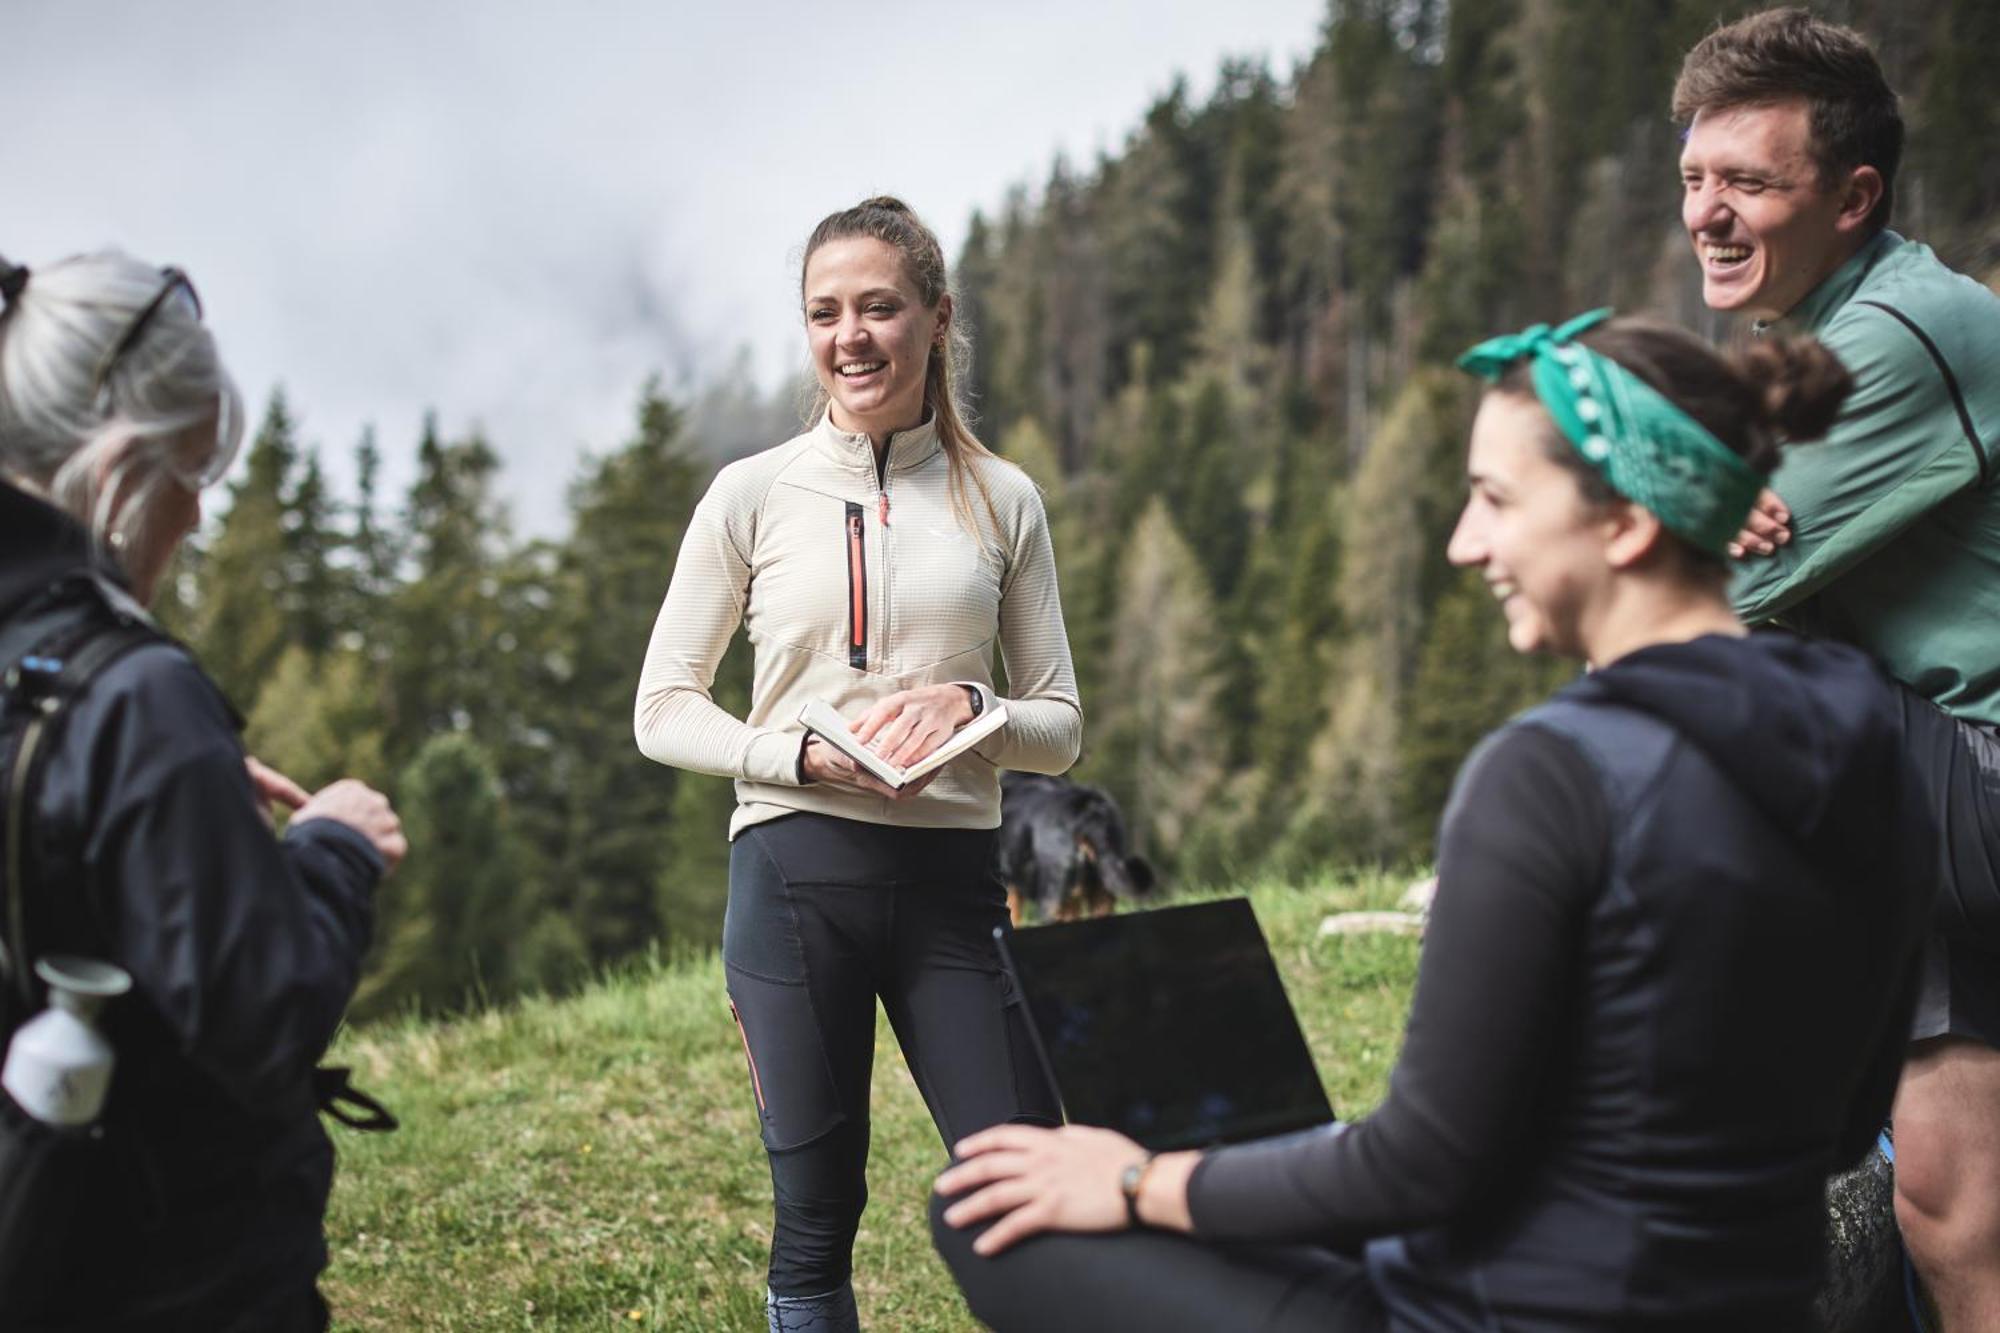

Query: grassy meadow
left=322, top=871, right=1423, bottom=1331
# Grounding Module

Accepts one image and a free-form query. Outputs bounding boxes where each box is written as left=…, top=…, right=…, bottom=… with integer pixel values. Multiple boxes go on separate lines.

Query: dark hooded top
left=1187, top=632, right=1934, bottom=1331
left=0, top=479, right=381, bottom=1324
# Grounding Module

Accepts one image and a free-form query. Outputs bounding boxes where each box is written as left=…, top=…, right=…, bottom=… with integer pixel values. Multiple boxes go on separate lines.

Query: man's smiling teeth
left=1704, top=243, right=1752, bottom=263
left=838, top=361, right=885, bottom=377
left=1491, top=581, right=1517, bottom=602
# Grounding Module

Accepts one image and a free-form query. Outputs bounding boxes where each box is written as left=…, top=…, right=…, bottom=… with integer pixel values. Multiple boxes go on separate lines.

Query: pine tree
left=383, top=414, right=511, bottom=754
left=1280, top=371, right=1459, bottom=864
left=1101, top=82, right=1215, bottom=388
left=541, top=379, right=711, bottom=963
left=1090, top=499, right=1228, bottom=876
left=956, top=211, right=1005, bottom=442
left=283, top=448, right=340, bottom=659
left=183, top=391, right=353, bottom=717
left=349, top=425, right=397, bottom=615
left=967, top=191, right=1055, bottom=449
left=1247, top=480, right=1343, bottom=805
left=1397, top=569, right=1572, bottom=854
left=243, top=644, right=391, bottom=793
left=357, top=733, right=522, bottom=1017
left=1910, top=0, right=2000, bottom=244
left=194, top=390, right=299, bottom=711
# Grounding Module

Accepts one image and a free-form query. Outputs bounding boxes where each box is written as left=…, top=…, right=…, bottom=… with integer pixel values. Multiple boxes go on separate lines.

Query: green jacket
left=1731, top=230, right=2000, bottom=723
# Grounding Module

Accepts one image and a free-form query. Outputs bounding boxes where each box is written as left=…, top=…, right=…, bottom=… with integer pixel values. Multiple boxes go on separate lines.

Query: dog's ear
left=1126, top=856, right=1155, bottom=893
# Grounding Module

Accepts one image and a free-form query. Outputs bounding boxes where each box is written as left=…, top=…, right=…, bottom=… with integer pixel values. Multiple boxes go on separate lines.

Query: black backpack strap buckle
left=312, top=1065, right=399, bottom=1133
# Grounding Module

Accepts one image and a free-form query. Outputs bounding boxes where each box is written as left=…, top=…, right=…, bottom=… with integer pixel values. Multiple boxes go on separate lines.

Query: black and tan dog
left=995, top=772, right=1156, bottom=924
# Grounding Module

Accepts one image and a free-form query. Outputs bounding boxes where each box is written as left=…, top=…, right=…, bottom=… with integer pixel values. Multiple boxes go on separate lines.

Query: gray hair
left=0, top=249, right=244, bottom=562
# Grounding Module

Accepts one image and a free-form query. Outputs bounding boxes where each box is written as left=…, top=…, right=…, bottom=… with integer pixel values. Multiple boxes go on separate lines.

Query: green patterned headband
left=1456, top=309, right=1765, bottom=555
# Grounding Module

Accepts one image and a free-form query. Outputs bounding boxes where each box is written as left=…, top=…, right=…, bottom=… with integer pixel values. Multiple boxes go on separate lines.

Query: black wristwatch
left=959, top=683, right=984, bottom=720
left=1119, top=1154, right=1155, bottom=1229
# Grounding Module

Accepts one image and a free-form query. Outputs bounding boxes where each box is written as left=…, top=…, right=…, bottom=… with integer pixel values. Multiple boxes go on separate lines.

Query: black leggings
left=928, top=1193, right=1385, bottom=1332
left=724, top=813, right=1056, bottom=1296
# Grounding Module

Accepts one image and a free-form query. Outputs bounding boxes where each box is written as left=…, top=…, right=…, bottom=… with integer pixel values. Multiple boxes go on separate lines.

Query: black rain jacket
left=0, top=480, right=381, bottom=1328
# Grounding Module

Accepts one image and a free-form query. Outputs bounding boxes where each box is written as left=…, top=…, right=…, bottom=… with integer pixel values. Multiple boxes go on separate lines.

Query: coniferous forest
left=160, top=0, right=2000, bottom=1020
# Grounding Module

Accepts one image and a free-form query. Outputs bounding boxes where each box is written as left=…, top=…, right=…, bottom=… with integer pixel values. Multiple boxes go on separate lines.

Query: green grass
left=323, top=870, right=1423, bottom=1331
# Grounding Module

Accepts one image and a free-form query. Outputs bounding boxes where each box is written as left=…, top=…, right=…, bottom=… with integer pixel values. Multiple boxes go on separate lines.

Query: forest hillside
left=162, top=0, right=1999, bottom=1017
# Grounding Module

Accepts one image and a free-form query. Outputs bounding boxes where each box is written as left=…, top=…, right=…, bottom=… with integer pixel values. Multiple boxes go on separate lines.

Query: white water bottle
left=1, top=956, right=131, bottom=1126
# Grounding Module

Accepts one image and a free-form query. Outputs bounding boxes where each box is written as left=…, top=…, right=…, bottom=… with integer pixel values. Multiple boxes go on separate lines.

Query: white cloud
left=3, top=0, right=1322, bottom=533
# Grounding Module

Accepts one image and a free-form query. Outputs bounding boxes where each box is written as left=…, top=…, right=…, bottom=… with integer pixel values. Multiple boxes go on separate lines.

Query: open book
left=797, top=696, right=1009, bottom=791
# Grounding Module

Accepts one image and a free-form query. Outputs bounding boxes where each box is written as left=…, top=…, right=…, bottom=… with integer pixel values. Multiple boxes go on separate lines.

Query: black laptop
left=994, top=898, right=1336, bottom=1152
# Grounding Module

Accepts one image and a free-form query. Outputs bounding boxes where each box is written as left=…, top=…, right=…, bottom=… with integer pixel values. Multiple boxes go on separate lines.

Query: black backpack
left=0, top=575, right=393, bottom=1313
left=0, top=573, right=166, bottom=1308
left=0, top=572, right=159, bottom=1036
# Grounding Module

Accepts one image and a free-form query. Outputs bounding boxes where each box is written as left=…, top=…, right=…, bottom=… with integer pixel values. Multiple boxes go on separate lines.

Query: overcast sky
left=5, top=1, right=1325, bottom=533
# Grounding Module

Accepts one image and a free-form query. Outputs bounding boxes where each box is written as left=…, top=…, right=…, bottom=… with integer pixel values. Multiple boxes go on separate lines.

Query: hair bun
left=1734, top=335, right=1853, bottom=442
left=855, top=195, right=913, bottom=215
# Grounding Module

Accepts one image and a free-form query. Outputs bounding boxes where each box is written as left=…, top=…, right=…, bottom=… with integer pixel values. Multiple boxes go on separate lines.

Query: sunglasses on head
left=89, top=266, right=237, bottom=488
left=90, top=267, right=202, bottom=395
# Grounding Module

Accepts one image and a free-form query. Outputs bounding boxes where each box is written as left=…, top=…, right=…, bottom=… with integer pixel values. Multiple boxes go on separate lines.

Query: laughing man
left=1673, top=8, right=2000, bottom=1326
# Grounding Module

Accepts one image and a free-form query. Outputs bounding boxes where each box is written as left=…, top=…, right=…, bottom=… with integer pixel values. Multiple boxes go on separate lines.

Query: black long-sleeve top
left=1188, top=726, right=1606, bottom=1241
left=1187, top=633, right=1933, bottom=1328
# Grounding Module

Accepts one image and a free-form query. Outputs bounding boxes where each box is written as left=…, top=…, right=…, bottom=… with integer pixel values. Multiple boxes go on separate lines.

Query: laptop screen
left=997, top=898, right=1335, bottom=1151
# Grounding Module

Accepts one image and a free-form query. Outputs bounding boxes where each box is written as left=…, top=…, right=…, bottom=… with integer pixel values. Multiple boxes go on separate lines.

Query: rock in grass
left=1318, top=911, right=1425, bottom=937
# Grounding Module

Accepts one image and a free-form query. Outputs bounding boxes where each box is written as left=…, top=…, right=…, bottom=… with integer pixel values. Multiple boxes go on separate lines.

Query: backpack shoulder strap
left=0, top=580, right=164, bottom=1015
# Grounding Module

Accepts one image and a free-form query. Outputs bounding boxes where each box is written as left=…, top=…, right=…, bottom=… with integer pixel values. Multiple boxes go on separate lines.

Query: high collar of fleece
left=812, top=411, right=943, bottom=477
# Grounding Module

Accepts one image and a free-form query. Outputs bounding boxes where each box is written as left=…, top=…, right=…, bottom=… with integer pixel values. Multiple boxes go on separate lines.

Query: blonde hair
left=801, top=196, right=1005, bottom=539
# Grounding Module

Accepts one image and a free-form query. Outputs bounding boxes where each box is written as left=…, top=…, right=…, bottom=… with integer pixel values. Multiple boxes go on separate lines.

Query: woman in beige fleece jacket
left=634, top=196, right=1081, bottom=1332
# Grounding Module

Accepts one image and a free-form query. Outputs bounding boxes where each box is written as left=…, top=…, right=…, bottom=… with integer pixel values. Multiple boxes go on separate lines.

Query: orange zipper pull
left=878, top=492, right=890, bottom=526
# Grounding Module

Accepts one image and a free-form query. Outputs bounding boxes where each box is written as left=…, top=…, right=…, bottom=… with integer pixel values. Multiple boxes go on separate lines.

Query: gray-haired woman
left=0, top=251, right=404, bottom=1332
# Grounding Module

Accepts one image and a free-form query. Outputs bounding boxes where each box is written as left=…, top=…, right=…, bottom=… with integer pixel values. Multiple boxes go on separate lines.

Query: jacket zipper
left=875, top=450, right=892, bottom=659
left=845, top=501, right=867, bottom=669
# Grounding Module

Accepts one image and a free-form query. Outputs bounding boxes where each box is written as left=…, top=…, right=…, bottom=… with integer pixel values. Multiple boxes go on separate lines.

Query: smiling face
left=1446, top=393, right=1615, bottom=660
left=803, top=236, right=947, bottom=441
left=1680, top=100, right=1870, bottom=319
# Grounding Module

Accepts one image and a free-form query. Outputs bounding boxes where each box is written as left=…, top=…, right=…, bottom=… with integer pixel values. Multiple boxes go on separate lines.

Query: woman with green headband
left=929, top=312, right=1939, bottom=1331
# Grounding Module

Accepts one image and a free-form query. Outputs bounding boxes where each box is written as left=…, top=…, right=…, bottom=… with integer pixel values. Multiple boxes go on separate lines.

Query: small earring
left=107, top=531, right=127, bottom=551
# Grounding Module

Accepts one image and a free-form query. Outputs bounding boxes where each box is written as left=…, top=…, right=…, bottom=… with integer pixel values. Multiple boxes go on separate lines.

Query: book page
left=797, top=697, right=1009, bottom=789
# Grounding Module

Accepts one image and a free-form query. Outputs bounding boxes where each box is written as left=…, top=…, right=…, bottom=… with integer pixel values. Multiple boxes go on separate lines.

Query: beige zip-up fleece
left=634, top=414, right=1082, bottom=838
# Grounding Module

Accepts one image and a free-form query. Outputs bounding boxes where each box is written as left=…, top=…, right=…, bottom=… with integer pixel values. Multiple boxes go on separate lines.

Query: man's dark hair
left=1673, top=7, right=1903, bottom=231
